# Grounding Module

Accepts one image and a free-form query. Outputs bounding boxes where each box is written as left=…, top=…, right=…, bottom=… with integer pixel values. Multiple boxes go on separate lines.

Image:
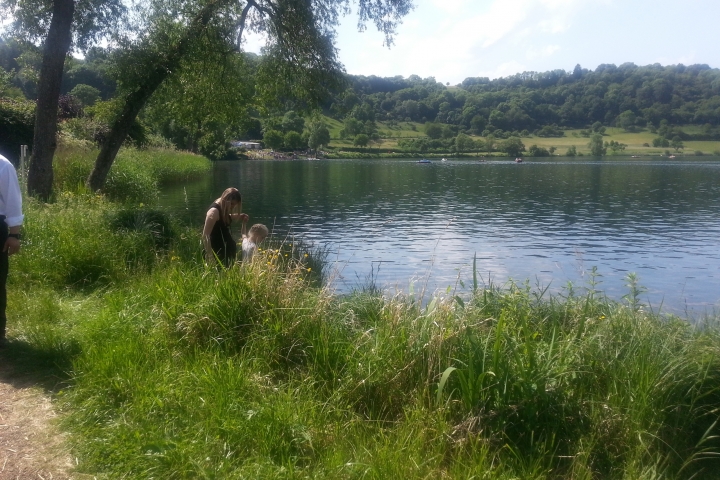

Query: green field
left=325, top=117, right=720, bottom=156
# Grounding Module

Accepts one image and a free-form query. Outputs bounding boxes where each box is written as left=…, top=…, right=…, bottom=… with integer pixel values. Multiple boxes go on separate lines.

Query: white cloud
left=478, top=61, right=529, bottom=79
left=526, top=44, right=561, bottom=59
left=246, top=0, right=720, bottom=85
left=429, top=0, right=472, bottom=14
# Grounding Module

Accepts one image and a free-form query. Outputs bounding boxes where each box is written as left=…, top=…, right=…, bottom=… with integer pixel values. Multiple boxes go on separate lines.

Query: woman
left=202, top=187, right=248, bottom=267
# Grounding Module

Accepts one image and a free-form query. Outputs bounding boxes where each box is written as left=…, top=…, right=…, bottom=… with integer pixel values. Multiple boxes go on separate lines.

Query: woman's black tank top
left=208, top=202, right=236, bottom=266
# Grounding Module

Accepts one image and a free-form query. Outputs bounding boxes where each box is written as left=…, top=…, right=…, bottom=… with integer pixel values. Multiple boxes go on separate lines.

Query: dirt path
left=0, top=365, right=83, bottom=480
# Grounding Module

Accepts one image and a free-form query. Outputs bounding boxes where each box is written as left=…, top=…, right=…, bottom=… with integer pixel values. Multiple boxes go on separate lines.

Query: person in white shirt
left=241, top=223, right=268, bottom=263
left=0, top=154, right=23, bottom=347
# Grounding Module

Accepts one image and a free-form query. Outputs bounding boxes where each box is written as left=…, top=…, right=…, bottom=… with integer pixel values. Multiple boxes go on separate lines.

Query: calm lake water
left=159, top=157, right=720, bottom=317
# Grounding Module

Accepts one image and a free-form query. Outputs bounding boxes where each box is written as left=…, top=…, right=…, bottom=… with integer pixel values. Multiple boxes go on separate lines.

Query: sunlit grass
left=323, top=118, right=720, bottom=156
left=2, top=145, right=719, bottom=478
left=52, top=144, right=210, bottom=202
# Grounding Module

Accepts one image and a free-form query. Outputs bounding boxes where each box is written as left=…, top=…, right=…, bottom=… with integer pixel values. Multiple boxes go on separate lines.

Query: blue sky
left=249, top=0, right=720, bottom=85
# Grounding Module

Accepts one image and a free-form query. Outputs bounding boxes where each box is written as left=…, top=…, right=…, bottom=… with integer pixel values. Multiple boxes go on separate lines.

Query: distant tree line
left=326, top=63, right=720, bottom=140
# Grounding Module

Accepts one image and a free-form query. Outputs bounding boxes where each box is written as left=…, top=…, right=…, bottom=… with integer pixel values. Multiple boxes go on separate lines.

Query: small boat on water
left=417, top=159, right=432, bottom=164
left=441, top=158, right=447, bottom=162
left=515, top=158, right=523, bottom=163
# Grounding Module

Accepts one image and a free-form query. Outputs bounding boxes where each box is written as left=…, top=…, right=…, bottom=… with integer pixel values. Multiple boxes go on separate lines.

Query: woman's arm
left=202, top=209, right=219, bottom=264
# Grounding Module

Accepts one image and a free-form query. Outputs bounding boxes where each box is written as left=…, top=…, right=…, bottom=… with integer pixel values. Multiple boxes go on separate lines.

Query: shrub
left=0, top=98, right=35, bottom=162
left=58, top=94, right=84, bottom=119
left=535, top=124, right=565, bottom=137
left=528, top=144, right=550, bottom=157
left=59, top=117, right=109, bottom=145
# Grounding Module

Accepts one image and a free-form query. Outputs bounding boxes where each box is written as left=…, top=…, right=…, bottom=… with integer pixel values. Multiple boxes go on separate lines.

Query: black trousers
left=0, top=218, right=7, bottom=339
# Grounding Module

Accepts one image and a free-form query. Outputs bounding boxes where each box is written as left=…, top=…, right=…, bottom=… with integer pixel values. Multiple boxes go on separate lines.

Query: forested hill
left=329, top=63, right=720, bottom=134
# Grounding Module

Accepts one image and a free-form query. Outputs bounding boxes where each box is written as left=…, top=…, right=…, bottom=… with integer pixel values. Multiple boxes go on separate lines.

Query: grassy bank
left=2, top=146, right=720, bottom=478
left=52, top=144, right=211, bottom=203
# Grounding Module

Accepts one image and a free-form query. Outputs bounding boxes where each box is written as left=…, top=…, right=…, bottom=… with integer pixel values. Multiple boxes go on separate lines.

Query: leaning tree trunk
left=27, top=0, right=75, bottom=200
left=87, top=0, right=226, bottom=191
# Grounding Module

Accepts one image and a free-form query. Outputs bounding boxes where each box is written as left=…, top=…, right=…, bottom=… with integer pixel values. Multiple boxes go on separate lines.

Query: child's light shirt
left=242, top=238, right=258, bottom=262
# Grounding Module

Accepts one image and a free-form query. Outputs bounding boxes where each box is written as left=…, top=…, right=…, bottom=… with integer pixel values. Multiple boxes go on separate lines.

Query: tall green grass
left=38, top=261, right=717, bottom=479
left=52, top=145, right=210, bottom=203
left=2, top=146, right=719, bottom=478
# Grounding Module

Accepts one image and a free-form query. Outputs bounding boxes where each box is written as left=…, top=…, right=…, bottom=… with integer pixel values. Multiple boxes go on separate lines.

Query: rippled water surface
left=159, top=157, right=720, bottom=316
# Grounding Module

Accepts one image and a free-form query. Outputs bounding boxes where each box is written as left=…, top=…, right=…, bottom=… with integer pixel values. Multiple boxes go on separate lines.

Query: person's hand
left=3, top=237, right=20, bottom=256
left=239, top=213, right=249, bottom=222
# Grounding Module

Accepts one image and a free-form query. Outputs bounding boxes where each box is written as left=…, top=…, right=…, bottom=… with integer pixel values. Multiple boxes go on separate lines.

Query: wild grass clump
left=14, top=193, right=197, bottom=290
left=258, top=234, right=329, bottom=287
left=118, top=148, right=210, bottom=184
left=37, top=256, right=718, bottom=478
left=52, top=144, right=210, bottom=203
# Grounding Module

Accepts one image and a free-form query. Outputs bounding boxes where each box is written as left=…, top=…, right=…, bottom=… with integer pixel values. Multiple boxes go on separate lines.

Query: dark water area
left=159, top=157, right=720, bottom=317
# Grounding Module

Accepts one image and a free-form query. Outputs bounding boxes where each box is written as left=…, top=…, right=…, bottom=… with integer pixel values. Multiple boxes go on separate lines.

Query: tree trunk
left=27, top=0, right=75, bottom=200
left=87, top=0, right=223, bottom=192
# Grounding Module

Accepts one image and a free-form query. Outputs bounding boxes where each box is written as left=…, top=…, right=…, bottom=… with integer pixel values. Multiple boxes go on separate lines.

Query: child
left=241, top=223, right=269, bottom=263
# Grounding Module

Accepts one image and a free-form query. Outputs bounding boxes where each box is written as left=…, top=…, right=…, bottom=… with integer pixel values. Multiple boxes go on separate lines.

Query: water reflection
left=159, top=157, right=720, bottom=317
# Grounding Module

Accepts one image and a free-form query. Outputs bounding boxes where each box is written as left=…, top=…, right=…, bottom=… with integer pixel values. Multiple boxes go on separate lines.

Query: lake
left=159, top=157, right=720, bottom=317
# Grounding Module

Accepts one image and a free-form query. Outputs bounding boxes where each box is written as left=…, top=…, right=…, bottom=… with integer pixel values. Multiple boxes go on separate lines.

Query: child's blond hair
left=249, top=223, right=268, bottom=240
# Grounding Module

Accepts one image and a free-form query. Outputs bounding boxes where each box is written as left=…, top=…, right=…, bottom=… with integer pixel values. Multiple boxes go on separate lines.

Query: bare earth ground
left=0, top=364, right=88, bottom=480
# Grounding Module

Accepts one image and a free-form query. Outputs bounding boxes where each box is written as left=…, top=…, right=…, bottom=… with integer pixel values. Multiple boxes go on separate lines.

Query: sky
left=246, top=0, right=720, bottom=85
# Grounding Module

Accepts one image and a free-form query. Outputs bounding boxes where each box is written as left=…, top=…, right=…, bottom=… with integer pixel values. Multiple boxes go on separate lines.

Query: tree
left=652, top=137, right=670, bottom=148
left=340, top=117, right=363, bottom=138
left=528, top=144, right=550, bottom=156
left=281, top=110, right=304, bottom=133
left=498, top=136, right=525, bottom=157
left=485, top=134, right=495, bottom=154
left=454, top=132, right=473, bottom=154
left=284, top=130, right=304, bottom=150
left=3, top=0, right=125, bottom=199
left=25, top=0, right=75, bottom=198
left=565, top=145, right=577, bottom=157
left=69, top=83, right=100, bottom=106
left=307, top=116, right=330, bottom=152
left=588, top=134, right=606, bottom=156
left=425, top=122, right=442, bottom=139
left=671, top=135, right=684, bottom=152
left=606, top=140, right=626, bottom=154
left=470, top=115, right=486, bottom=134
left=353, top=133, right=369, bottom=148
left=616, top=110, right=637, bottom=132
left=141, top=40, right=256, bottom=154
left=263, top=129, right=284, bottom=150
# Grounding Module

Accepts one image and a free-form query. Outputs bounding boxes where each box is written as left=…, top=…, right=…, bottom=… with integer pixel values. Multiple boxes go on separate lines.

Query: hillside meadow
left=1, top=145, right=719, bottom=478
left=324, top=118, right=720, bottom=156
